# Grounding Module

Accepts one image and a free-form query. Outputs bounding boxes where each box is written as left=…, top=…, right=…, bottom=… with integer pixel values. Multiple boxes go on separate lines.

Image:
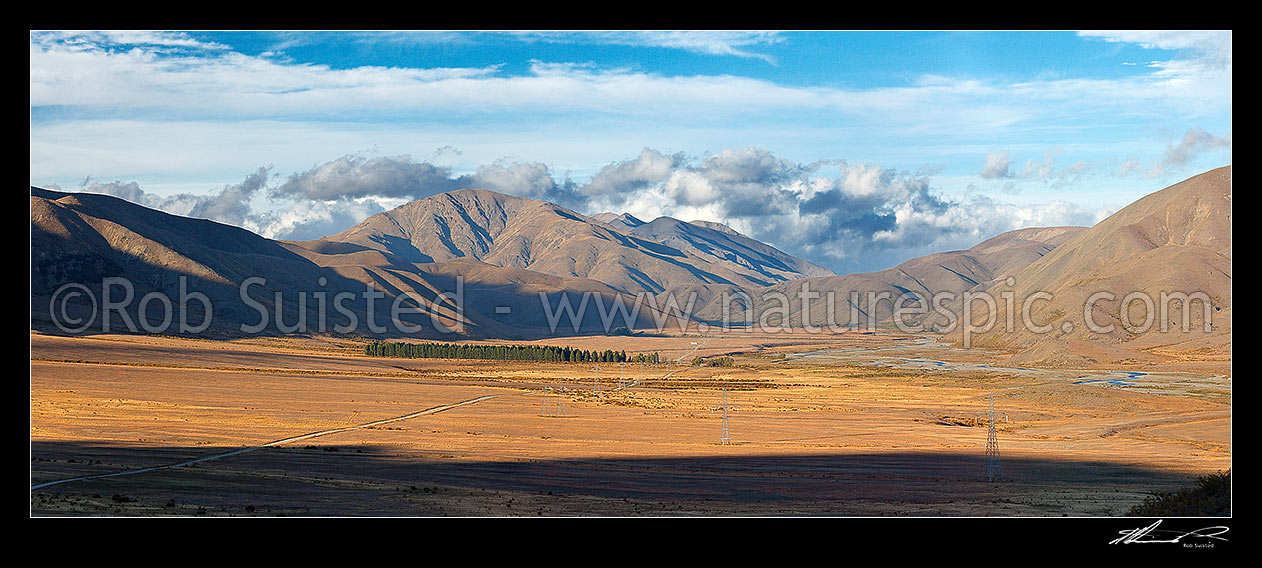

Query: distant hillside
left=31, top=188, right=665, bottom=339
left=30, top=166, right=1231, bottom=365
left=682, top=225, right=1086, bottom=328
left=962, top=166, right=1231, bottom=366
left=32, top=187, right=345, bottom=336
left=293, top=189, right=832, bottom=295
left=625, top=216, right=834, bottom=282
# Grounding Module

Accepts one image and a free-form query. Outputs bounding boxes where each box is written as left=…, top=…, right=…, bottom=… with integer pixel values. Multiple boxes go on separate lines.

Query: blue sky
left=29, top=30, right=1232, bottom=274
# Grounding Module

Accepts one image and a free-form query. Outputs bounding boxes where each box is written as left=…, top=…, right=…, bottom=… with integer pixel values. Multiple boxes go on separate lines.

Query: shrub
left=1129, top=470, right=1231, bottom=517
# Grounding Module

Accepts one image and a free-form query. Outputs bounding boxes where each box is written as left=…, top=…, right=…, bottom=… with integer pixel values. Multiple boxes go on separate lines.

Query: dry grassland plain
left=30, top=330, right=1230, bottom=516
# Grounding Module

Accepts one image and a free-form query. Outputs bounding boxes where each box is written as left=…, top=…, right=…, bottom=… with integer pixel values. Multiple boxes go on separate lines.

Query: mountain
left=30, top=187, right=665, bottom=339
left=32, top=187, right=347, bottom=335
left=292, top=189, right=832, bottom=295
left=592, top=212, right=645, bottom=231
left=30, top=166, right=1231, bottom=365
left=961, top=166, right=1232, bottom=366
left=26, top=185, right=1087, bottom=340
left=624, top=216, right=835, bottom=282
left=681, top=225, right=1086, bottom=327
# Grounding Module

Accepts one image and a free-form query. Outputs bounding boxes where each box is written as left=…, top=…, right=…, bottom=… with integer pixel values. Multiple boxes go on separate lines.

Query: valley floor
left=29, top=330, right=1230, bottom=517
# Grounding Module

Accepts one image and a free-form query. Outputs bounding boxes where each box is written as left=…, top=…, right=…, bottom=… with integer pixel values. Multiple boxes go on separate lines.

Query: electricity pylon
left=541, top=381, right=567, bottom=417
left=984, top=392, right=1003, bottom=481
left=720, top=388, right=731, bottom=445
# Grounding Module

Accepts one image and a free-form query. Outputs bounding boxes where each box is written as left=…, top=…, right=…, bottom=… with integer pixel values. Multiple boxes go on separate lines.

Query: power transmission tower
left=541, top=381, right=568, bottom=418
left=984, top=392, right=1003, bottom=481
left=720, top=388, right=731, bottom=445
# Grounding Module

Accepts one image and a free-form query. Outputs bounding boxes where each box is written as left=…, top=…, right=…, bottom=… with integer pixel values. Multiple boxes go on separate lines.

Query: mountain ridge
left=30, top=166, right=1230, bottom=367
left=959, top=166, right=1231, bottom=366
left=292, top=188, right=834, bottom=295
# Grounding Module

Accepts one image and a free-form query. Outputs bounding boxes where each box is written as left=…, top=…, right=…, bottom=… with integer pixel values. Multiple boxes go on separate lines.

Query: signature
left=1110, top=520, right=1229, bottom=545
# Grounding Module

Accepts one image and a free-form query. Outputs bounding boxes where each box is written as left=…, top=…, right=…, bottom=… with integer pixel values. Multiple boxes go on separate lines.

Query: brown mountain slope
left=680, top=225, right=1085, bottom=328
left=961, top=166, right=1231, bottom=366
left=625, top=216, right=835, bottom=282
left=31, top=187, right=662, bottom=339
left=294, top=189, right=831, bottom=296
left=32, top=187, right=351, bottom=336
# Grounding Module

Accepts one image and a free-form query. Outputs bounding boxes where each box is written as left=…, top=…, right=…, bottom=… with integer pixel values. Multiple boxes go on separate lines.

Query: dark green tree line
left=365, top=341, right=658, bottom=364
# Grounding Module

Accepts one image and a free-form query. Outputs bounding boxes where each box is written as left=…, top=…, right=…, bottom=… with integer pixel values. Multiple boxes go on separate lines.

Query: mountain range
left=291, top=189, right=834, bottom=295
left=30, top=166, right=1231, bottom=365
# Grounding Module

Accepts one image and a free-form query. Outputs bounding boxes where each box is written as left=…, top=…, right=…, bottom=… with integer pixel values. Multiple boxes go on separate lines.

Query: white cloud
left=1158, top=127, right=1231, bottom=172
left=31, top=32, right=1229, bottom=273
left=32, top=30, right=230, bottom=51
left=469, top=160, right=573, bottom=204
left=1076, top=30, right=1231, bottom=110
left=247, top=197, right=387, bottom=241
left=979, top=150, right=1013, bottom=179
left=31, top=30, right=1232, bottom=199
left=64, top=147, right=1114, bottom=274
left=583, top=149, right=684, bottom=197
left=1079, top=30, right=1223, bottom=49
left=516, top=30, right=784, bottom=63
left=31, top=31, right=1226, bottom=133
left=273, top=154, right=461, bottom=200
left=1117, top=157, right=1143, bottom=176
left=571, top=149, right=1101, bottom=272
left=81, top=167, right=271, bottom=226
left=663, top=170, right=720, bottom=207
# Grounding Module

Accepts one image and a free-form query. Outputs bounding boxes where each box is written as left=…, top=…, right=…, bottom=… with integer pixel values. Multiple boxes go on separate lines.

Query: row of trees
left=693, top=355, right=734, bottom=367
left=364, top=341, right=660, bottom=364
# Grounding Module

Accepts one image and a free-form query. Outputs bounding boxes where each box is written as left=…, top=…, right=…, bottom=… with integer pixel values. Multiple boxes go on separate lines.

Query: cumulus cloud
left=1092, top=127, right=1231, bottom=180
left=469, top=160, right=581, bottom=207
left=569, top=148, right=1095, bottom=273
left=979, top=150, right=1013, bottom=179
left=268, top=153, right=588, bottom=209
left=82, top=167, right=272, bottom=226
left=1019, top=147, right=1063, bottom=180
left=258, top=146, right=1105, bottom=270
left=272, top=155, right=461, bottom=201
left=1159, top=127, right=1231, bottom=172
left=82, top=180, right=148, bottom=203
left=76, top=169, right=392, bottom=242
left=72, top=147, right=1109, bottom=274
left=189, top=166, right=270, bottom=224
left=582, top=148, right=685, bottom=197
left=246, top=197, right=387, bottom=241
left=1117, top=157, right=1143, bottom=176
left=976, top=147, right=1098, bottom=191
left=95, top=153, right=588, bottom=240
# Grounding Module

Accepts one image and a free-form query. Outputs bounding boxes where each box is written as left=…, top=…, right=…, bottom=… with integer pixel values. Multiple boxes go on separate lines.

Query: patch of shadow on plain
left=30, top=440, right=1201, bottom=516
